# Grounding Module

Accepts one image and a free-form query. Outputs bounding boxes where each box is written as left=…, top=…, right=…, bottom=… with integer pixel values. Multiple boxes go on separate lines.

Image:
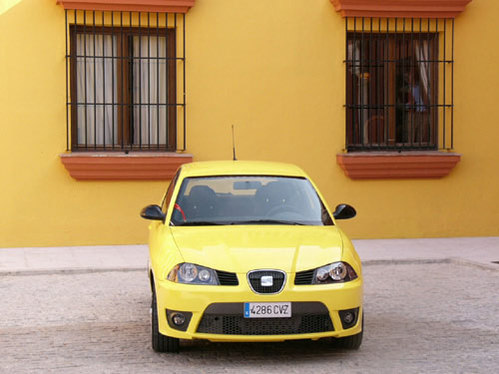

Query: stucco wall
left=0, top=0, right=498, bottom=247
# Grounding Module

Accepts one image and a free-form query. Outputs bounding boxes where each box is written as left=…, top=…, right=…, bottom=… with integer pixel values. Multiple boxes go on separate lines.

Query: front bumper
left=154, top=274, right=363, bottom=342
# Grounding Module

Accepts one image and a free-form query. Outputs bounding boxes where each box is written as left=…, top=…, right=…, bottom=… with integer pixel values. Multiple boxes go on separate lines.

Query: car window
left=161, top=170, right=180, bottom=213
left=170, top=176, right=333, bottom=226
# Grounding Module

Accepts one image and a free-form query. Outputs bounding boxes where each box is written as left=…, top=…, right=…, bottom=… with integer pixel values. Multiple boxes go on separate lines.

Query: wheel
left=151, top=289, right=180, bottom=353
left=333, top=314, right=363, bottom=350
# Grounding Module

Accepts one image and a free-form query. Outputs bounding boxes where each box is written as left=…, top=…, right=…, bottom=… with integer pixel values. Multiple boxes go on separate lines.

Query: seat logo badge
left=261, top=276, right=273, bottom=287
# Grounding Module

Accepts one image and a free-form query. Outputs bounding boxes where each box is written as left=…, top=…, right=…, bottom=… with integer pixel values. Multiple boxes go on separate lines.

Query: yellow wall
left=0, top=0, right=498, bottom=247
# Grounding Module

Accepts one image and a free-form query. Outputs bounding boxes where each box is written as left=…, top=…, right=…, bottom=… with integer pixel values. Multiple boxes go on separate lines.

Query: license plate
left=244, top=302, right=292, bottom=318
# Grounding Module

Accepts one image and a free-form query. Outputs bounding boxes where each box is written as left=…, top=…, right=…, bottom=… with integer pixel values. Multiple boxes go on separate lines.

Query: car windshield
left=171, top=176, right=333, bottom=226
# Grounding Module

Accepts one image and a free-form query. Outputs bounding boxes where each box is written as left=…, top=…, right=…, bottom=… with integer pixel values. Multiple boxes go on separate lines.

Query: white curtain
left=347, top=40, right=361, bottom=76
left=132, top=35, right=168, bottom=146
left=414, top=40, right=430, bottom=104
left=76, top=34, right=118, bottom=146
left=348, top=40, right=369, bottom=144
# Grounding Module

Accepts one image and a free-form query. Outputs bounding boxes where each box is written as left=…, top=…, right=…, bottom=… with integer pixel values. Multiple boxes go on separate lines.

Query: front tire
left=333, top=315, right=363, bottom=350
left=151, top=289, right=180, bottom=353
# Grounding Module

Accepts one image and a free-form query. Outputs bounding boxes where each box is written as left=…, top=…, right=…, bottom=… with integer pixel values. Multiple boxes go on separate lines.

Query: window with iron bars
left=345, top=17, right=454, bottom=151
left=64, top=10, right=186, bottom=152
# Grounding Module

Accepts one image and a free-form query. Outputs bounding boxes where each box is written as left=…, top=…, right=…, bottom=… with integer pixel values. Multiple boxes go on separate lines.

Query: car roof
left=179, top=160, right=308, bottom=178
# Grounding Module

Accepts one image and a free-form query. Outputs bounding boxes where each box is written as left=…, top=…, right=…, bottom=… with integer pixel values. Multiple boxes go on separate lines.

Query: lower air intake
left=196, top=302, right=333, bottom=335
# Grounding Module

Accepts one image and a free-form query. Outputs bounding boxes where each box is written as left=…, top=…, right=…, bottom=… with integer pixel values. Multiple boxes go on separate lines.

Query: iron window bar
left=64, top=10, right=186, bottom=152
left=344, top=17, right=454, bottom=152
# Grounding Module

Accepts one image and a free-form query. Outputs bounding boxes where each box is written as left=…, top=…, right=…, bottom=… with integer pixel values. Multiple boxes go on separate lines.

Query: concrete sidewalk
left=0, top=237, right=498, bottom=275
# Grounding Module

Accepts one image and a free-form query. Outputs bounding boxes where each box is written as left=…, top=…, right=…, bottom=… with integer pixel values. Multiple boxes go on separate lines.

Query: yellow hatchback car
left=141, top=161, right=363, bottom=353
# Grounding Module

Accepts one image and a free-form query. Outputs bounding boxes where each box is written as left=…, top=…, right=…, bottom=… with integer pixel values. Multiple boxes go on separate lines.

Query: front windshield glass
left=170, top=176, right=333, bottom=226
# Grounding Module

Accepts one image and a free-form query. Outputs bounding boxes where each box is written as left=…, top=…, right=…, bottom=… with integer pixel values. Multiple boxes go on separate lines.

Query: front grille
left=196, top=302, right=334, bottom=335
left=248, top=270, right=286, bottom=294
left=198, top=315, right=333, bottom=335
left=294, top=269, right=315, bottom=285
left=216, top=270, right=238, bottom=286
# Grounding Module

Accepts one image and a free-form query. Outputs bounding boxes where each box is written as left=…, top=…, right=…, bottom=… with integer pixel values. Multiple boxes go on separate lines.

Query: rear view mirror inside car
left=233, top=181, right=262, bottom=190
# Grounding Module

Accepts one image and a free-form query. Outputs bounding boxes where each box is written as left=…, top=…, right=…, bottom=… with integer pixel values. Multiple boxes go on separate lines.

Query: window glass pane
left=69, top=18, right=178, bottom=151
left=132, top=35, right=168, bottom=146
left=76, top=34, right=118, bottom=146
left=346, top=31, right=437, bottom=150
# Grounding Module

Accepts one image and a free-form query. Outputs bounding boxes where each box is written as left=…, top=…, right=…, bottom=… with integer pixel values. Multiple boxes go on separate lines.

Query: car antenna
left=232, top=124, right=237, bottom=161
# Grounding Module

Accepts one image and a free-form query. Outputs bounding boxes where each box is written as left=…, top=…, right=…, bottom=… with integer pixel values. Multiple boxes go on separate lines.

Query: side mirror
left=140, top=204, right=166, bottom=222
left=333, top=204, right=356, bottom=220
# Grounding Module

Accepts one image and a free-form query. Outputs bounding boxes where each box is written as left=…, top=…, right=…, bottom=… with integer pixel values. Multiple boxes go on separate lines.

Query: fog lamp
left=342, top=311, right=355, bottom=324
left=166, top=310, right=192, bottom=331
left=171, top=313, right=186, bottom=326
left=339, top=308, right=359, bottom=329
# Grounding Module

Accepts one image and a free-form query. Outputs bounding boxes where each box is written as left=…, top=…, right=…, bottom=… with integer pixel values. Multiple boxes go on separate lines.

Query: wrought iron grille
left=64, top=10, right=186, bottom=152
left=345, top=17, right=454, bottom=151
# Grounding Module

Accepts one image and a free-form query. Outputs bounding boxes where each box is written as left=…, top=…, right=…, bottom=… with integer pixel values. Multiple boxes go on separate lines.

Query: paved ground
left=1, top=261, right=498, bottom=373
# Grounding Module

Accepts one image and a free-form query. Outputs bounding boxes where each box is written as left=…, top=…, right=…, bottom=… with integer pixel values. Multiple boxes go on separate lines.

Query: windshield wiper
left=175, top=220, right=307, bottom=226
left=231, top=219, right=305, bottom=226
left=175, top=221, right=223, bottom=226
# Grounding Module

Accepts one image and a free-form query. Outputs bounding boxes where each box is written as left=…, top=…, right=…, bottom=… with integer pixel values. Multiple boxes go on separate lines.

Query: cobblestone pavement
left=1, top=263, right=498, bottom=374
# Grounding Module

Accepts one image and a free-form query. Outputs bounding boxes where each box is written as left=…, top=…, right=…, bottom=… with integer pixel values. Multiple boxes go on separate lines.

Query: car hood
left=170, top=226, right=344, bottom=273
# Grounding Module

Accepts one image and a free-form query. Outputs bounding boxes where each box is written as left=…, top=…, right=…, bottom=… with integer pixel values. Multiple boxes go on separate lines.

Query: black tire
left=333, top=314, right=363, bottom=350
left=151, top=290, right=180, bottom=353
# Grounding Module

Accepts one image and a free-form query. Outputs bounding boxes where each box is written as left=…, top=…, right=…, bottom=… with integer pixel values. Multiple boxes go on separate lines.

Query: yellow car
left=141, top=161, right=362, bottom=353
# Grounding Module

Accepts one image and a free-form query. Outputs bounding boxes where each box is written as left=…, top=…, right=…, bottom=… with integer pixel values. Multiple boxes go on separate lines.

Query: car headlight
left=313, top=262, right=358, bottom=284
left=167, top=263, right=219, bottom=285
